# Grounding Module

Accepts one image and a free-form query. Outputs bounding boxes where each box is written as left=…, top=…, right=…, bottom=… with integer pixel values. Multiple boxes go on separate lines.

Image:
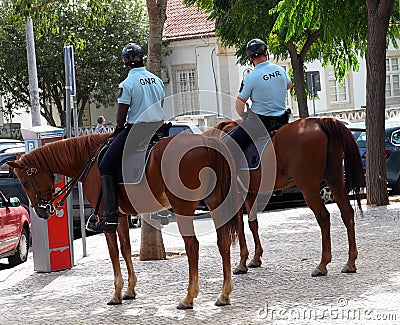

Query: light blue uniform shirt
left=238, top=61, right=291, bottom=117
left=118, top=67, right=165, bottom=124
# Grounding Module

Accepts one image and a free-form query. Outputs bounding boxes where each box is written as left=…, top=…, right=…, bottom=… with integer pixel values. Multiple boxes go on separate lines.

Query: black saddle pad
left=239, top=137, right=271, bottom=170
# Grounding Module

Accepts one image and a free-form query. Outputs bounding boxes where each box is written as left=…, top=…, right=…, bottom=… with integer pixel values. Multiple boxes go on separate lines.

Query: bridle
left=19, top=140, right=107, bottom=216
left=23, top=166, right=57, bottom=215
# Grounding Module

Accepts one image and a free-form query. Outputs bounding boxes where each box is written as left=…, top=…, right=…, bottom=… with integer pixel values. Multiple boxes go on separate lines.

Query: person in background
left=95, top=115, right=107, bottom=133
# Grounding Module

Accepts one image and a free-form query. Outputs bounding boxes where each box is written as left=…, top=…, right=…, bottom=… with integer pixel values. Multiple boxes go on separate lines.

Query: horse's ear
left=7, top=160, right=21, bottom=169
left=16, top=153, right=22, bottom=160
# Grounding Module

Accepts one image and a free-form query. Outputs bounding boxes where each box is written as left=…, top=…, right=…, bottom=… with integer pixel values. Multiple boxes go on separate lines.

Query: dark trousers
left=223, top=111, right=289, bottom=163
left=99, top=121, right=163, bottom=177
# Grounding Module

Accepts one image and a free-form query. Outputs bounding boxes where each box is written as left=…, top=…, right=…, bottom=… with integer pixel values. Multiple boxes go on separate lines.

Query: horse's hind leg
left=215, top=224, right=234, bottom=306
left=326, top=180, right=358, bottom=273
left=301, top=187, right=332, bottom=277
left=105, top=232, right=124, bottom=305
left=117, top=214, right=137, bottom=300
left=175, top=213, right=200, bottom=310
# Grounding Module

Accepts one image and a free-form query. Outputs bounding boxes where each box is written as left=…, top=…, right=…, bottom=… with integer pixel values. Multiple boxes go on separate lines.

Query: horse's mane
left=21, top=133, right=110, bottom=172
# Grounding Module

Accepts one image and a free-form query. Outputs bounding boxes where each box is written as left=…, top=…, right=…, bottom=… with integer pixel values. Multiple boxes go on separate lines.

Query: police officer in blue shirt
left=87, top=43, right=165, bottom=233
left=225, top=39, right=292, bottom=160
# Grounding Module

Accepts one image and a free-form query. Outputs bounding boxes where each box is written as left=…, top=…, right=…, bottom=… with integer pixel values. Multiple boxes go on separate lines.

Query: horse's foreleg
left=215, top=226, right=233, bottom=306
left=117, top=215, right=137, bottom=300
left=248, top=217, right=263, bottom=268
left=233, top=207, right=249, bottom=275
left=247, top=194, right=263, bottom=268
left=105, top=232, right=124, bottom=305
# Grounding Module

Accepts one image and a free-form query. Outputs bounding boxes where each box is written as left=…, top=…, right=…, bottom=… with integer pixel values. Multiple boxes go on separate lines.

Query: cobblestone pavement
left=1, top=198, right=400, bottom=324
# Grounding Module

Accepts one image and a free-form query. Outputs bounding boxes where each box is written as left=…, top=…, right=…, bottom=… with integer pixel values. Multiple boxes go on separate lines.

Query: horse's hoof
left=311, top=268, right=327, bottom=277
left=248, top=260, right=262, bottom=268
left=341, top=265, right=357, bottom=273
left=177, top=302, right=193, bottom=310
left=107, top=300, right=122, bottom=305
left=233, top=266, right=248, bottom=275
left=122, top=293, right=136, bottom=300
left=215, top=295, right=231, bottom=306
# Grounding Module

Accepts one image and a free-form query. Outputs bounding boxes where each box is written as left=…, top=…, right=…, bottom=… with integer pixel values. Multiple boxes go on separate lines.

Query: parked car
left=0, top=139, right=24, bottom=152
left=350, top=121, right=400, bottom=194
left=0, top=191, right=30, bottom=266
left=168, top=121, right=202, bottom=135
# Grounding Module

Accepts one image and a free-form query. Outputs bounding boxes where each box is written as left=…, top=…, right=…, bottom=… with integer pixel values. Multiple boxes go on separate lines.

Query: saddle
left=239, top=137, right=271, bottom=171
left=111, top=122, right=172, bottom=185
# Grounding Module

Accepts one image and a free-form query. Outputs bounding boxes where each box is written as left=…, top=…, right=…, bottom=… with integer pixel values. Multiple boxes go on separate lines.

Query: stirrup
left=86, top=214, right=119, bottom=233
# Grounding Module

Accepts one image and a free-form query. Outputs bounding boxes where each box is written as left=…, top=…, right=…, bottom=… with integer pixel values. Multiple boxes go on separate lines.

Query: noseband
left=24, top=167, right=56, bottom=215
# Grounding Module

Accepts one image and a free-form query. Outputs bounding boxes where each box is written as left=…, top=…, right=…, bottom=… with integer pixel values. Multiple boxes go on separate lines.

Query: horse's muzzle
left=35, top=203, right=55, bottom=220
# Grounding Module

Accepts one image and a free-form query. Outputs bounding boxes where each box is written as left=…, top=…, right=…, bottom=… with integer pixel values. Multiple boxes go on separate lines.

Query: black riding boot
left=86, top=175, right=119, bottom=233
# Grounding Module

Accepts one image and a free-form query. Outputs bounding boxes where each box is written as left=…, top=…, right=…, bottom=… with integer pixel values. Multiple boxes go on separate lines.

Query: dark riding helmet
left=122, top=43, right=144, bottom=67
left=246, top=39, right=267, bottom=58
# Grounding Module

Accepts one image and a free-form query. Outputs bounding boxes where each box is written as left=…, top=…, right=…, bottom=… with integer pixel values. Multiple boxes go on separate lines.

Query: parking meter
left=21, top=126, right=73, bottom=272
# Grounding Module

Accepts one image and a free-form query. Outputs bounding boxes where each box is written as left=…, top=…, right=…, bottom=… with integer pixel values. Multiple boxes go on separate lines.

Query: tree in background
left=0, top=0, right=148, bottom=126
left=146, top=0, right=167, bottom=76
left=140, top=0, right=168, bottom=261
left=365, top=0, right=396, bottom=205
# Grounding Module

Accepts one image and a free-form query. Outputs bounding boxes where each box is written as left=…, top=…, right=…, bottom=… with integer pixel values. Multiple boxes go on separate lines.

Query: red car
left=0, top=191, right=30, bottom=266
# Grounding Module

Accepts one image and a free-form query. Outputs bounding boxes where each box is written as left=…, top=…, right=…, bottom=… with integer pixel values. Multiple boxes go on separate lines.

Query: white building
left=161, top=0, right=400, bottom=123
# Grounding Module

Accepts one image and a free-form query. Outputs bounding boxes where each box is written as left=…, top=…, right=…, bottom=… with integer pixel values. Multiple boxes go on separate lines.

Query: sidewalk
left=1, top=198, right=400, bottom=324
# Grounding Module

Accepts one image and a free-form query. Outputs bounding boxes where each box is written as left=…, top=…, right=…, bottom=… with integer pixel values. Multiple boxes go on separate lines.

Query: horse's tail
left=203, top=136, right=239, bottom=244
left=318, top=118, right=365, bottom=210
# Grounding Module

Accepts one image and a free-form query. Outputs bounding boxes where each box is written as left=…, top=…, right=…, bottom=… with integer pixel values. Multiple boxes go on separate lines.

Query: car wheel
left=390, top=177, right=400, bottom=195
left=320, top=186, right=335, bottom=204
left=8, top=228, right=29, bottom=266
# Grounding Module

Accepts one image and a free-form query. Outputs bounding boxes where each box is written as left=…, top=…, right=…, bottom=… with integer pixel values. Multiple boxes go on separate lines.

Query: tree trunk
left=287, top=42, right=309, bottom=118
left=140, top=214, right=166, bottom=260
left=146, top=0, right=168, bottom=77
left=365, top=0, right=394, bottom=205
left=139, top=0, right=168, bottom=261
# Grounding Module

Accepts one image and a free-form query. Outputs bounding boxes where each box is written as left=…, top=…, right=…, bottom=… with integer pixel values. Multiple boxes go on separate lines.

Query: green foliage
left=0, top=0, right=149, bottom=126
left=185, top=0, right=399, bottom=83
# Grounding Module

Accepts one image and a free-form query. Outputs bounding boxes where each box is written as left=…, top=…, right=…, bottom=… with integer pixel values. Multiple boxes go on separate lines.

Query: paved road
left=1, top=198, right=400, bottom=324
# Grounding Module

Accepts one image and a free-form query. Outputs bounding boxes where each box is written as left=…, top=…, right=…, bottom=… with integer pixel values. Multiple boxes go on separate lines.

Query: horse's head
left=7, top=157, right=56, bottom=220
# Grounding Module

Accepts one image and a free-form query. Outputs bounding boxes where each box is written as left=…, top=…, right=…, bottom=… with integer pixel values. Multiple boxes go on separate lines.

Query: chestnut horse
left=8, top=132, right=240, bottom=309
left=204, top=117, right=365, bottom=276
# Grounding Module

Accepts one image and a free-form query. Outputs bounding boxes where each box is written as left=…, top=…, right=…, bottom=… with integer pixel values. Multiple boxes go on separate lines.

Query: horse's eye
left=22, top=181, right=29, bottom=188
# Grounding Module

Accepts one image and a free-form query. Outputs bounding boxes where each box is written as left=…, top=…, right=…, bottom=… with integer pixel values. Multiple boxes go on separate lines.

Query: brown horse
left=204, top=117, right=365, bottom=276
left=8, top=132, right=240, bottom=309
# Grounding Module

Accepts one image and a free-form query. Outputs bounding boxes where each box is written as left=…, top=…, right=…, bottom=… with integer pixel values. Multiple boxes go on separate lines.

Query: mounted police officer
left=87, top=43, right=165, bottom=233
left=224, top=38, right=292, bottom=160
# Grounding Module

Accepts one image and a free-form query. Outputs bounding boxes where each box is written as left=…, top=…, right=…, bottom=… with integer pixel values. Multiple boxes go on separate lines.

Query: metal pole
left=25, top=17, right=41, bottom=127
left=311, top=74, right=316, bottom=116
left=69, top=46, right=88, bottom=257
left=63, top=46, right=76, bottom=265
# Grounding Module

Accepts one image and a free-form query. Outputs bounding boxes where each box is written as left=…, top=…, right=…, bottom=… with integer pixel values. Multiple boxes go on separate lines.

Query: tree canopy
left=184, top=0, right=399, bottom=117
left=0, top=0, right=149, bottom=126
